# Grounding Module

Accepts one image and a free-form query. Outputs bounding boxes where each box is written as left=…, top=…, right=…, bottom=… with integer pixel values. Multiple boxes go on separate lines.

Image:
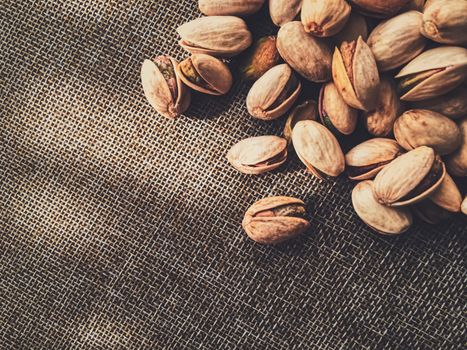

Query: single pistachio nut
left=269, top=0, right=302, bottom=27
left=177, top=16, right=252, bottom=58
left=177, top=54, right=232, bottom=95
left=394, top=109, right=462, bottom=155
left=421, top=0, right=467, bottom=45
left=301, top=0, right=351, bottom=37
left=345, top=138, right=403, bottom=180
left=333, top=12, right=368, bottom=45
left=462, top=196, right=467, bottom=215
left=239, top=36, right=282, bottom=81
left=445, top=117, right=467, bottom=177
left=319, top=82, right=358, bottom=135
left=332, top=36, right=380, bottom=111
left=410, top=86, right=467, bottom=120
left=349, top=0, right=411, bottom=18
left=277, top=21, right=332, bottom=83
left=141, top=56, right=191, bottom=119
left=367, top=11, right=426, bottom=72
left=242, top=196, right=310, bottom=244
left=363, top=76, right=401, bottom=137
left=199, top=0, right=265, bottom=16
left=246, top=64, right=301, bottom=120
left=373, top=146, right=446, bottom=206
left=227, top=135, right=287, bottom=174
left=292, top=120, right=345, bottom=179
left=352, top=180, right=413, bottom=235
left=396, top=46, right=467, bottom=101
left=284, top=100, right=319, bottom=144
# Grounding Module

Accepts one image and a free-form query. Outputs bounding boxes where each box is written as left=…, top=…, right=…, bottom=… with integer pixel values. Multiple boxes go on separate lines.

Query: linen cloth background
left=1, top=0, right=466, bottom=349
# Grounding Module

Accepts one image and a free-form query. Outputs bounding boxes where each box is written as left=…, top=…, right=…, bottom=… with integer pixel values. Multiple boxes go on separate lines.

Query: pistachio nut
left=349, top=0, right=411, bottom=18
left=362, top=77, right=401, bottom=137
left=242, top=196, right=310, bottom=244
left=333, top=12, right=368, bottom=45
left=319, top=82, right=358, bottom=135
left=227, top=135, right=287, bottom=175
left=246, top=64, right=301, bottom=120
left=352, top=180, right=413, bottom=235
left=141, top=56, right=191, bottom=119
left=177, top=16, right=252, bottom=58
left=421, top=0, right=467, bottom=45
left=177, top=54, right=233, bottom=96
left=345, top=138, right=403, bottom=180
left=396, top=46, right=467, bottom=101
left=410, top=86, right=467, bottom=120
left=269, top=0, right=302, bottom=27
left=301, top=0, right=351, bottom=37
left=332, top=36, right=380, bottom=111
left=445, top=117, right=467, bottom=177
left=367, top=11, right=426, bottom=72
left=462, top=196, right=467, bottom=215
left=373, top=146, right=446, bottom=206
left=284, top=100, right=319, bottom=144
left=199, top=0, right=265, bottom=16
left=292, top=120, right=345, bottom=179
left=277, top=21, right=332, bottom=83
left=239, top=36, right=282, bottom=81
left=394, top=109, right=462, bottom=155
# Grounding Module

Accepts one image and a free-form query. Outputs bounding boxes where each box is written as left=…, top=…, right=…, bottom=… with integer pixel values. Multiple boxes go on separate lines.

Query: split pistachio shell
left=227, top=135, right=288, bottom=174
left=352, top=180, right=413, bottom=235
left=421, top=0, right=467, bottom=45
left=269, top=0, right=302, bottom=27
left=332, top=36, right=380, bottom=111
left=242, top=196, right=310, bottom=244
left=246, top=64, right=301, bottom=120
left=292, top=120, right=345, bottom=179
left=367, top=11, right=426, bottom=72
left=363, top=77, right=401, bottom=137
left=349, top=0, right=411, bottom=18
left=239, top=36, right=282, bottom=81
left=199, top=0, right=265, bottom=16
left=177, top=16, right=252, bottom=58
left=177, top=54, right=232, bottom=95
left=301, top=0, right=351, bottom=37
left=394, top=109, right=462, bottom=155
left=445, top=117, right=467, bottom=177
left=396, top=46, right=467, bottom=101
left=284, top=100, right=319, bottom=144
left=319, top=82, right=358, bottom=135
left=373, top=146, right=446, bottom=206
left=277, top=21, right=332, bottom=82
left=333, top=12, right=368, bottom=45
left=346, top=138, right=403, bottom=180
left=141, top=56, right=191, bottom=119
left=410, top=86, right=467, bottom=120
left=462, top=196, right=467, bottom=215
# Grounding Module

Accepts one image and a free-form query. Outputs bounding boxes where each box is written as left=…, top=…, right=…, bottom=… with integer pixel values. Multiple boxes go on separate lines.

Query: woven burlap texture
left=1, top=1, right=465, bottom=349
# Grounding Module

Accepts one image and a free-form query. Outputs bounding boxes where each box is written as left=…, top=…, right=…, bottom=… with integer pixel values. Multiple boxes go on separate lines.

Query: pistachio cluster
left=141, top=0, right=467, bottom=243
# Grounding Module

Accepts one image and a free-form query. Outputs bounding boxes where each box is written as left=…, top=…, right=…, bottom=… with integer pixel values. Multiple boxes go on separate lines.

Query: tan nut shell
left=352, top=180, right=413, bottom=235
left=333, top=12, right=368, bottom=45
left=429, top=173, right=462, bottom=213
left=445, top=117, right=467, bottom=177
left=242, top=196, right=310, bottom=244
left=177, top=16, right=252, bottom=58
left=462, top=196, right=467, bottom=215
left=284, top=100, right=319, bottom=143
left=301, top=0, right=351, bottom=37
left=292, top=120, right=345, bottom=178
left=277, top=21, right=332, bottom=83
left=410, top=86, right=467, bottom=120
left=373, top=146, right=446, bottom=206
left=367, top=11, right=426, bottom=72
left=246, top=64, right=301, bottom=120
left=199, top=0, right=265, bottom=16
left=349, top=0, right=410, bottom=18
left=269, top=0, right=302, bottom=27
left=394, top=109, right=462, bottom=155
left=141, top=58, right=191, bottom=119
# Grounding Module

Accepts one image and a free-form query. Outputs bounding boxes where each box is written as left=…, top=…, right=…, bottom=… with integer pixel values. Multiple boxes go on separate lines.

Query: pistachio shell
left=352, top=180, right=413, bottom=235
left=429, top=173, right=462, bottom=212
left=333, top=12, right=368, bottom=45
left=227, top=135, right=288, bottom=175
left=199, top=0, right=265, bottom=16
left=284, top=100, right=319, bottom=144
left=277, top=21, right=332, bottom=83
left=462, top=196, right=467, bottom=215
left=410, top=86, right=467, bottom=120
left=349, top=0, right=411, bottom=18
left=301, top=0, right=351, bottom=37
left=445, top=117, right=467, bottom=176
left=367, top=11, right=426, bottom=72
left=246, top=64, right=301, bottom=120
left=177, top=16, right=252, bottom=58
left=292, top=120, right=345, bottom=178
left=319, top=82, right=358, bottom=135
left=394, top=109, right=462, bottom=155
left=269, top=0, right=302, bottom=27
left=345, top=138, right=403, bottom=180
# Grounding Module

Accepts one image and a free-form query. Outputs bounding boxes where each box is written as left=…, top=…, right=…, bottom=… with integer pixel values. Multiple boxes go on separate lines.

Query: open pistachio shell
left=333, top=11, right=368, bottom=45
left=269, top=0, right=302, bottom=27
left=284, top=100, right=319, bottom=144
left=199, top=0, right=265, bottom=16
left=445, top=117, right=467, bottom=177
left=301, top=0, right=351, bottom=37
left=410, top=86, right=467, bottom=120
left=349, top=0, right=410, bottom=18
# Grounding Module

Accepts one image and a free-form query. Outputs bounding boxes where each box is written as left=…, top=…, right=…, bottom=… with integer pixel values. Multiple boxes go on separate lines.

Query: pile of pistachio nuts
left=141, top=0, right=467, bottom=244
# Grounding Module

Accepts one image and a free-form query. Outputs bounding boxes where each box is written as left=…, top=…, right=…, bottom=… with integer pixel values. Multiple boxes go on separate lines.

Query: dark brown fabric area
left=1, top=1, right=465, bottom=349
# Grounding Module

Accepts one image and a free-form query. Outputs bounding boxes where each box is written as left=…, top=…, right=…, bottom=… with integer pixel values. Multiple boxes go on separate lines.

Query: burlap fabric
left=1, top=1, right=465, bottom=348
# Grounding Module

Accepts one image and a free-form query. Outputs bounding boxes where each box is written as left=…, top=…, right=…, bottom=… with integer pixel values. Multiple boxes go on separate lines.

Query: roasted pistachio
left=410, top=86, right=467, bottom=120
left=269, top=0, right=302, bottom=27
left=284, top=100, right=319, bottom=144
left=333, top=12, right=368, bottom=45
left=301, top=0, right=351, bottom=37
left=445, top=117, right=467, bottom=177
left=141, top=56, right=191, bottom=119
left=349, top=0, right=411, bottom=18
left=242, top=196, right=310, bottom=244
left=227, top=135, right=287, bottom=174
left=239, top=36, right=282, bottom=81
left=199, top=0, right=265, bottom=16
left=246, top=64, right=301, bottom=120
